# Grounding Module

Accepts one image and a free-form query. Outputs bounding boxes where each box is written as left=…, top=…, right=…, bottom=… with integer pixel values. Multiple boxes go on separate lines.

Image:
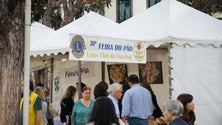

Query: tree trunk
left=43, top=0, right=63, bottom=27
left=0, top=1, right=24, bottom=125
left=43, top=0, right=83, bottom=27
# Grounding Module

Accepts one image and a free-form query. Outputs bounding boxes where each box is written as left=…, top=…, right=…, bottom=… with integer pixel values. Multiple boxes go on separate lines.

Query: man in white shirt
left=107, top=83, right=123, bottom=118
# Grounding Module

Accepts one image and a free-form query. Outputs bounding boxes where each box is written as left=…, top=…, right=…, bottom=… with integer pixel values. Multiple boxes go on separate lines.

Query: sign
left=69, top=35, right=146, bottom=63
left=60, top=62, right=95, bottom=84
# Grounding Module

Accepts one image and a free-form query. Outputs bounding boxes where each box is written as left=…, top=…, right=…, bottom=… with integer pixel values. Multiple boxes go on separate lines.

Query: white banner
left=69, top=35, right=146, bottom=63
left=60, top=62, right=95, bottom=84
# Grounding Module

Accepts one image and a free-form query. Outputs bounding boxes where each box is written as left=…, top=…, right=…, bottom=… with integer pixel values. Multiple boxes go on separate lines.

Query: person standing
left=118, top=81, right=130, bottom=119
left=177, top=93, right=196, bottom=125
left=121, top=74, right=153, bottom=125
left=60, top=86, right=76, bottom=125
left=87, top=97, right=124, bottom=125
left=142, top=83, right=163, bottom=118
left=20, top=81, right=43, bottom=125
left=43, top=86, right=54, bottom=125
left=71, top=86, right=95, bottom=125
left=107, top=83, right=123, bottom=118
left=162, top=99, right=188, bottom=125
left=74, top=82, right=86, bottom=102
left=35, top=87, right=48, bottom=125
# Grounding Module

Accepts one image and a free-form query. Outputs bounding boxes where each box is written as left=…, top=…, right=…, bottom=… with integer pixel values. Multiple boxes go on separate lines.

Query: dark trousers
left=128, top=117, right=148, bottom=125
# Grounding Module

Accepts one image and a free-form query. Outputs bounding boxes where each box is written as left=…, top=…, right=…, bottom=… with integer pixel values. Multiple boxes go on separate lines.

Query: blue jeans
left=128, top=117, right=148, bottom=125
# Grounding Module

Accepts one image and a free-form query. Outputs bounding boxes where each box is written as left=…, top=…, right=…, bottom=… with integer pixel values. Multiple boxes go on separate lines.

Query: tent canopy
left=30, top=22, right=55, bottom=56
left=30, top=11, right=119, bottom=57
left=114, top=0, right=222, bottom=47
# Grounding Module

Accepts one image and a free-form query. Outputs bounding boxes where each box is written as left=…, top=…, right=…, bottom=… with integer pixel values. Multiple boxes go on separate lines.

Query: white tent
left=30, top=11, right=119, bottom=57
left=114, top=0, right=222, bottom=47
left=30, top=22, right=55, bottom=56
left=113, top=0, right=222, bottom=125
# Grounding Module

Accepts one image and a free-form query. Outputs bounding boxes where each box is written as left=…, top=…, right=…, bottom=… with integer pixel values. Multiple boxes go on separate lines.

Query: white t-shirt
left=42, top=101, right=48, bottom=125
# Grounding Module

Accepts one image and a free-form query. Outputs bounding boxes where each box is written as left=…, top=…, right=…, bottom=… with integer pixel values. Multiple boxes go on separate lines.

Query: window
left=148, top=0, right=161, bottom=7
left=117, top=0, right=131, bottom=23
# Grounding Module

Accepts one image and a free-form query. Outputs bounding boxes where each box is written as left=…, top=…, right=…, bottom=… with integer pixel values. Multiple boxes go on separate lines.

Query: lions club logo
left=70, top=35, right=86, bottom=59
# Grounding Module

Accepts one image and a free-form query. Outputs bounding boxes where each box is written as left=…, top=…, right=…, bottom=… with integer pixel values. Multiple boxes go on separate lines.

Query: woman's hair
left=60, top=86, right=76, bottom=105
left=34, top=87, right=45, bottom=101
left=177, top=93, right=196, bottom=123
left=88, top=97, right=120, bottom=125
left=94, top=84, right=107, bottom=99
left=163, top=99, right=184, bottom=116
left=81, top=86, right=91, bottom=93
left=141, top=82, right=153, bottom=93
left=76, top=82, right=86, bottom=91
left=98, top=81, right=108, bottom=90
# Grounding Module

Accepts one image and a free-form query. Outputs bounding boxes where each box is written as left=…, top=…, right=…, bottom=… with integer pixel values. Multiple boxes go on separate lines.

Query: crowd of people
left=19, top=74, right=196, bottom=125
left=19, top=81, right=54, bottom=125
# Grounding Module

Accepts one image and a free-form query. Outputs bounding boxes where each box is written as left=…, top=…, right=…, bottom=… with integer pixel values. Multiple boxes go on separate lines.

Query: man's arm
left=121, top=91, right=130, bottom=123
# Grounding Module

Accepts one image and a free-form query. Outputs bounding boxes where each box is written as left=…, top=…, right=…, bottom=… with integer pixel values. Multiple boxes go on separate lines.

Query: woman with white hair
left=162, top=99, right=188, bottom=125
left=107, top=83, right=123, bottom=118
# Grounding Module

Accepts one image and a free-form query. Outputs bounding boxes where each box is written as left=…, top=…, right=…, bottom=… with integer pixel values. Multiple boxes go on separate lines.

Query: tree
left=178, top=0, right=222, bottom=16
left=31, top=0, right=112, bottom=29
left=0, top=0, right=24, bottom=125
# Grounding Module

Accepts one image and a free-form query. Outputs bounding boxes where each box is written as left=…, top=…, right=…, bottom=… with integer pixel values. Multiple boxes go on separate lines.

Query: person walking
left=60, top=86, right=76, bottom=125
left=121, top=74, right=153, bottom=125
left=107, top=83, right=123, bottom=118
left=177, top=93, right=196, bottom=125
left=87, top=97, right=124, bottom=125
left=162, top=99, right=188, bottom=125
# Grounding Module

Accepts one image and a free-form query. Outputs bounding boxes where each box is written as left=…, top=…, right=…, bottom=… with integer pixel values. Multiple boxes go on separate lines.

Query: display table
left=53, top=116, right=63, bottom=125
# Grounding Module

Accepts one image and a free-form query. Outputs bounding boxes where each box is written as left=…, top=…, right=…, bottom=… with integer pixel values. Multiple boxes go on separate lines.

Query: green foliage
left=81, top=0, right=112, bottom=13
left=31, top=0, right=112, bottom=24
left=177, top=0, right=222, bottom=15
left=31, top=0, right=47, bottom=22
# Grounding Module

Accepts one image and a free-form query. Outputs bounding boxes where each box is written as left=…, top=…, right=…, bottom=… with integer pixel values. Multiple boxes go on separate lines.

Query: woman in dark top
left=60, top=86, right=76, bottom=125
left=142, top=83, right=163, bottom=118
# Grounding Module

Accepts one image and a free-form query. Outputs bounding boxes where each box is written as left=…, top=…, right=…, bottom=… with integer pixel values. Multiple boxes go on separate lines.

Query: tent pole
left=101, top=62, right=105, bottom=81
left=50, top=57, right=54, bottom=102
left=24, top=0, right=31, bottom=124
left=78, top=61, right=82, bottom=99
left=167, top=43, right=173, bottom=99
